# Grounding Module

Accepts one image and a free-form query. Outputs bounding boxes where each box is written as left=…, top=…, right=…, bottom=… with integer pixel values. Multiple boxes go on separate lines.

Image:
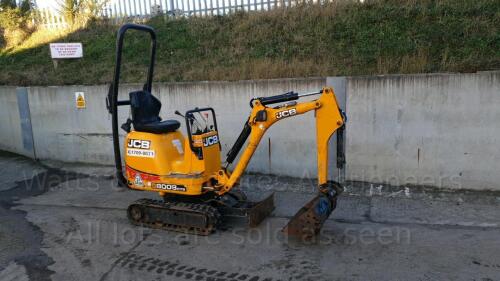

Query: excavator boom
left=220, top=87, right=346, bottom=238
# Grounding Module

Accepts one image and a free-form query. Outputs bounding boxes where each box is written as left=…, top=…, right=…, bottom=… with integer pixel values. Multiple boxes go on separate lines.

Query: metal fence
left=102, top=0, right=303, bottom=17
left=34, top=0, right=329, bottom=29
left=34, top=9, right=70, bottom=29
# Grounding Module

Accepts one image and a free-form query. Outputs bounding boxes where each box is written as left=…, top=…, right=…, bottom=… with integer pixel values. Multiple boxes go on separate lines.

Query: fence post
left=41, top=9, right=45, bottom=29
left=55, top=13, right=60, bottom=29
left=48, top=9, right=53, bottom=29
left=118, top=0, right=123, bottom=17
left=127, top=0, right=132, bottom=16
left=169, top=0, right=175, bottom=14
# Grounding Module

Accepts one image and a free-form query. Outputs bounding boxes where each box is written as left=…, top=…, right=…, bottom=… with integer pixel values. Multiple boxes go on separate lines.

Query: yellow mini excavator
left=106, top=24, right=346, bottom=238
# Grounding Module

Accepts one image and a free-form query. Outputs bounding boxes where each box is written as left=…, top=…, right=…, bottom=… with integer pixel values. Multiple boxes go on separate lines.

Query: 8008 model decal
left=154, top=183, right=187, bottom=192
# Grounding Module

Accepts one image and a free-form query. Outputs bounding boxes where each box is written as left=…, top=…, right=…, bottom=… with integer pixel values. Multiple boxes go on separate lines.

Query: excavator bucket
left=282, top=181, right=343, bottom=238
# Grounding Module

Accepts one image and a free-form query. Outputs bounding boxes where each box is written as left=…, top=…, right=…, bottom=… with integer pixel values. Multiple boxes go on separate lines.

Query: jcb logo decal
left=155, top=183, right=187, bottom=192
left=203, top=135, right=219, bottom=147
left=127, top=139, right=151, bottom=149
left=276, top=108, right=297, bottom=119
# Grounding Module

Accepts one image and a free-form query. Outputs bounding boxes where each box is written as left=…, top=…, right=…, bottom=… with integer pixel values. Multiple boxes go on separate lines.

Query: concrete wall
left=346, top=71, right=500, bottom=190
left=28, top=85, right=112, bottom=164
left=0, top=72, right=499, bottom=190
left=2, top=78, right=330, bottom=178
left=0, top=87, right=34, bottom=158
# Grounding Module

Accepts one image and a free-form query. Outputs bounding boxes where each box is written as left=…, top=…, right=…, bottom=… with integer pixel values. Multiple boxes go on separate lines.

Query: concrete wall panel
left=28, top=84, right=139, bottom=164
left=346, top=72, right=500, bottom=190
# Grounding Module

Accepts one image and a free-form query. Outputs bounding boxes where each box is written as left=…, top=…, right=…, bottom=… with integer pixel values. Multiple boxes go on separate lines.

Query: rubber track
left=127, top=198, right=221, bottom=236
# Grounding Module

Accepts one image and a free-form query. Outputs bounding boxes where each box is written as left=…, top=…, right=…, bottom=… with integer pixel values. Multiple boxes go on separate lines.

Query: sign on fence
left=50, top=43, right=83, bottom=59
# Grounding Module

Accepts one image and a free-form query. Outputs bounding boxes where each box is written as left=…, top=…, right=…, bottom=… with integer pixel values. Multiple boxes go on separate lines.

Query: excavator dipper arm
left=220, top=87, right=345, bottom=238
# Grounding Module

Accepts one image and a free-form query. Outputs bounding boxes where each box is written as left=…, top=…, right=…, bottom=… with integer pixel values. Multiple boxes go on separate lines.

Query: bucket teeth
left=282, top=181, right=343, bottom=239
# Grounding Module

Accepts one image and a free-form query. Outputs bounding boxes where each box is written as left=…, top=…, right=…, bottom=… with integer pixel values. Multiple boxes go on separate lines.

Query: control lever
left=175, top=110, right=185, bottom=118
left=177, top=110, right=204, bottom=132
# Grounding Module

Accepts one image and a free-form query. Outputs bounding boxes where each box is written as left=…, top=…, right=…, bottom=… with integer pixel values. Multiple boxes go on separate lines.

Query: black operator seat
left=129, top=91, right=180, bottom=134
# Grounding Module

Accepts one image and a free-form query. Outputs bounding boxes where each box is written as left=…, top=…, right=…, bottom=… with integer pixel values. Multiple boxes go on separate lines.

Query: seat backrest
left=129, top=91, right=162, bottom=125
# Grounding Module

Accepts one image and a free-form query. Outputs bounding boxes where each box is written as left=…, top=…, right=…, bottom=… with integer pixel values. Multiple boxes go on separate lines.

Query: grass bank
left=0, top=0, right=499, bottom=86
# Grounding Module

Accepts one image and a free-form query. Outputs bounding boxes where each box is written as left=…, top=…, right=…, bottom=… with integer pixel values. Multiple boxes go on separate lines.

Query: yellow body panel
left=124, top=130, right=221, bottom=196
left=125, top=131, right=184, bottom=175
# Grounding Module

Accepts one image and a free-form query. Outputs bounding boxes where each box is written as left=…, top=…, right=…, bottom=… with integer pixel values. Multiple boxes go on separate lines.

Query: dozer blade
left=282, top=181, right=343, bottom=239
left=219, top=193, right=275, bottom=227
left=247, top=193, right=275, bottom=227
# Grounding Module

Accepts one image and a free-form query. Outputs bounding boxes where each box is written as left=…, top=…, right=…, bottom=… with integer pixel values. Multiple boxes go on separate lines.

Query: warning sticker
left=75, top=92, right=86, bottom=109
left=134, top=174, right=144, bottom=187
left=50, top=43, right=83, bottom=59
left=126, top=148, right=155, bottom=158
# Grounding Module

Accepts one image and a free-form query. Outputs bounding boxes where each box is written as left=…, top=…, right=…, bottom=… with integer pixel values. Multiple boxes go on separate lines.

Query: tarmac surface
left=0, top=151, right=499, bottom=281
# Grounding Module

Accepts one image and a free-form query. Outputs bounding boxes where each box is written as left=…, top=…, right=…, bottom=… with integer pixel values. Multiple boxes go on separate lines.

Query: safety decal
left=126, top=166, right=161, bottom=182
left=134, top=174, right=144, bottom=187
left=172, top=139, right=184, bottom=154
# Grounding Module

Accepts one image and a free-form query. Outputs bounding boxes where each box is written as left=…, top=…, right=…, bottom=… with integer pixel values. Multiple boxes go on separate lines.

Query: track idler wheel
left=282, top=181, right=343, bottom=239
left=128, top=205, right=144, bottom=223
